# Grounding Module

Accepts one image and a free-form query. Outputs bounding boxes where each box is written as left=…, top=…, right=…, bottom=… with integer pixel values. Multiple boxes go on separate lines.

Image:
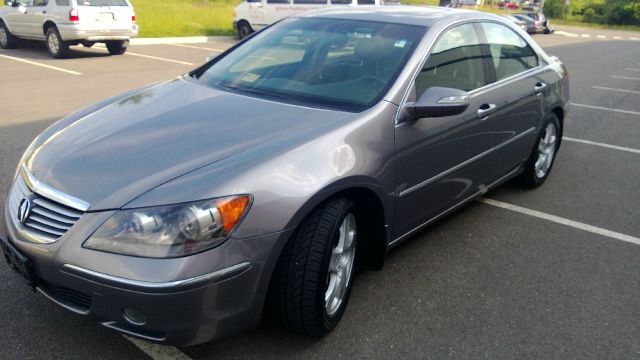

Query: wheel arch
left=43, top=20, right=57, bottom=35
left=550, top=106, right=564, bottom=148
left=282, top=179, right=393, bottom=271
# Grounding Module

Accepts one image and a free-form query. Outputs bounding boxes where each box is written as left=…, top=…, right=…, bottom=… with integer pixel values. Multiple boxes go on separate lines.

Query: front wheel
left=270, top=197, right=358, bottom=336
left=46, top=27, right=69, bottom=58
left=106, top=40, right=128, bottom=55
left=0, top=21, right=18, bottom=49
left=517, top=114, right=560, bottom=188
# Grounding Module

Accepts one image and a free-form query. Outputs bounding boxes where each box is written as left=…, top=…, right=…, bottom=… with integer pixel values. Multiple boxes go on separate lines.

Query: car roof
left=294, top=6, right=502, bottom=27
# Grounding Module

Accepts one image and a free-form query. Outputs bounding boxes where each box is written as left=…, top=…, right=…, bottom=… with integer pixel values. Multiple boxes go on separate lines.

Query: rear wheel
left=517, top=114, right=560, bottom=188
left=237, top=21, right=253, bottom=39
left=270, top=197, right=358, bottom=336
left=0, top=21, right=18, bottom=49
left=106, top=40, right=128, bottom=55
left=46, top=27, right=69, bottom=59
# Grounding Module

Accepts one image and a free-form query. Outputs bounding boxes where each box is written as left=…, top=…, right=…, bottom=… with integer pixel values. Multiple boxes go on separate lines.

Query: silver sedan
left=1, top=7, right=569, bottom=345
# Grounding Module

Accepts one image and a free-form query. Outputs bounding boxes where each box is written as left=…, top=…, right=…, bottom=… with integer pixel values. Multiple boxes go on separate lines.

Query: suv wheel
left=46, top=27, right=69, bottom=59
left=106, top=40, right=128, bottom=55
left=0, top=21, right=18, bottom=49
left=270, top=197, right=358, bottom=336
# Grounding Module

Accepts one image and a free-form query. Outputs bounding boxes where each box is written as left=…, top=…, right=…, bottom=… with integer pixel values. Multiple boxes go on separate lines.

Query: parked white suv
left=0, top=0, right=138, bottom=58
left=233, top=0, right=400, bottom=38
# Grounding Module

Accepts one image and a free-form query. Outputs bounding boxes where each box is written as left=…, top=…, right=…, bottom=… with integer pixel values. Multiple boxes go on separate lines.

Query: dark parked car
left=503, top=14, right=529, bottom=32
left=513, top=13, right=544, bottom=34
left=516, top=11, right=552, bottom=33
left=1, top=6, right=569, bottom=345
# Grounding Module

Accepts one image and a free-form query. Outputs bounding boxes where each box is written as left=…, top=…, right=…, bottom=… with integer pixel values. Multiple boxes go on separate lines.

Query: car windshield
left=77, top=0, right=128, bottom=6
left=196, top=18, right=425, bottom=112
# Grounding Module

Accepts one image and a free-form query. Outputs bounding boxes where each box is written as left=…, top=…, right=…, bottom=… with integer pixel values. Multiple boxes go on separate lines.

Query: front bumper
left=1, top=227, right=292, bottom=345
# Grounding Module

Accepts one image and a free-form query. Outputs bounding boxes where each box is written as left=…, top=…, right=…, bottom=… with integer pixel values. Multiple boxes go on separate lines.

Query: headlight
left=83, top=195, right=251, bottom=258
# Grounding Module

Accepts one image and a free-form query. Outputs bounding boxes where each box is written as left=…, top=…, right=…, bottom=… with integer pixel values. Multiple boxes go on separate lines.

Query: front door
left=3, top=0, right=32, bottom=36
left=392, top=22, right=515, bottom=240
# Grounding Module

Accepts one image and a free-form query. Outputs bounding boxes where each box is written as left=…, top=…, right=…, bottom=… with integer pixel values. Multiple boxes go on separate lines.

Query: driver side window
left=415, top=23, right=489, bottom=97
left=33, top=0, right=47, bottom=6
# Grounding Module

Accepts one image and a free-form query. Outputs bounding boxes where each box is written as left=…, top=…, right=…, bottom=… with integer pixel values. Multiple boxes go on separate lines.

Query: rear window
left=77, top=0, right=128, bottom=6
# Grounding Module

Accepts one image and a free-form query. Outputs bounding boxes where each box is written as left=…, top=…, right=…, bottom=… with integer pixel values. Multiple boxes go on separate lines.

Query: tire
left=517, top=114, right=560, bottom=188
left=269, top=197, right=358, bottom=336
left=106, top=40, right=128, bottom=55
left=45, top=27, right=69, bottom=59
left=0, top=21, right=18, bottom=49
left=237, top=21, right=253, bottom=39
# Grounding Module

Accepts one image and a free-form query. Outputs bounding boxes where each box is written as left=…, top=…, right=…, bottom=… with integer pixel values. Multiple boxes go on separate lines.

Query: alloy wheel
left=534, top=123, right=557, bottom=178
left=325, top=213, right=357, bottom=316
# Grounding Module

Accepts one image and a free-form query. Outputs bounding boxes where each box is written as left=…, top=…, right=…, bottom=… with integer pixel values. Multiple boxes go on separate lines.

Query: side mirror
left=406, top=86, right=470, bottom=119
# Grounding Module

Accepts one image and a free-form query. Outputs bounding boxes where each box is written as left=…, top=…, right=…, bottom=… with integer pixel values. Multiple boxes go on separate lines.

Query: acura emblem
left=17, top=198, right=31, bottom=224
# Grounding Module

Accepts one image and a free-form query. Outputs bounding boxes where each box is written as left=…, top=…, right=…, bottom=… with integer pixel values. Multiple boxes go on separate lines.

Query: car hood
left=24, top=77, right=354, bottom=211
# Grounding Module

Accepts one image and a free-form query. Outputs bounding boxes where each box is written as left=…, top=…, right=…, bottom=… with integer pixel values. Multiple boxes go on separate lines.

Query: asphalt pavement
left=0, top=28, right=639, bottom=360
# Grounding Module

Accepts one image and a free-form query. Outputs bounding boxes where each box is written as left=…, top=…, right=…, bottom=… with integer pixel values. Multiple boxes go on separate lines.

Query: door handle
left=534, top=82, right=547, bottom=93
left=477, top=104, right=497, bottom=118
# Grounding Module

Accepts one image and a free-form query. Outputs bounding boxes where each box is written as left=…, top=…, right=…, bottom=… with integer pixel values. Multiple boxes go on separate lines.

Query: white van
left=233, top=0, right=400, bottom=38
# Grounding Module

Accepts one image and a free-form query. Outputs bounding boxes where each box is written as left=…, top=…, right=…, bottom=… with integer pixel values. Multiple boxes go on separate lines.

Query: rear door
left=476, top=21, right=544, bottom=175
left=75, top=0, right=132, bottom=31
left=24, top=0, right=47, bottom=38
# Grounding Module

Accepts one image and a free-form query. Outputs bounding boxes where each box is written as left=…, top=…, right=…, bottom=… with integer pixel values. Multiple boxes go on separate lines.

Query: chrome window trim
left=394, top=17, right=547, bottom=124
left=61, top=262, right=252, bottom=290
left=398, top=126, right=536, bottom=198
left=21, top=163, right=90, bottom=211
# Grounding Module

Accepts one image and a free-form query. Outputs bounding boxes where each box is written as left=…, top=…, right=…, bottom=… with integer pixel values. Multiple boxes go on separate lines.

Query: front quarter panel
left=125, top=100, right=399, bottom=240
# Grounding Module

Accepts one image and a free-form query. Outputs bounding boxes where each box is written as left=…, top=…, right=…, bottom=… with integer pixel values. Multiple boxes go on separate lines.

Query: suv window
left=293, top=0, right=327, bottom=3
left=55, top=0, right=69, bottom=5
left=416, top=23, right=488, bottom=96
left=33, top=0, right=48, bottom=6
left=481, top=22, right=538, bottom=81
left=267, top=0, right=288, bottom=3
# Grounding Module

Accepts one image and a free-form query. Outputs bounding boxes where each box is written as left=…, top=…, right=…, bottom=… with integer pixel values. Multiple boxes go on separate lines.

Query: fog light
left=123, top=307, right=147, bottom=326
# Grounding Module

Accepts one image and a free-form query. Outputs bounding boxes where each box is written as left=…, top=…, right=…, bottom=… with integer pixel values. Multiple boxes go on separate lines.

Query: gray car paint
left=2, top=7, right=569, bottom=345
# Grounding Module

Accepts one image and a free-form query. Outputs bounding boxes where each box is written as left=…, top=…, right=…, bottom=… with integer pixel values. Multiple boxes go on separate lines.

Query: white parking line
left=124, top=336, right=192, bottom=360
left=612, top=75, right=640, bottom=81
left=570, top=103, right=640, bottom=116
left=580, top=34, right=592, bottom=38
left=169, top=43, right=226, bottom=52
left=631, top=37, right=640, bottom=41
left=596, top=35, right=606, bottom=39
left=125, top=51, right=195, bottom=66
left=625, top=68, right=640, bottom=71
left=0, top=54, right=82, bottom=75
left=479, top=198, right=640, bottom=246
left=555, top=30, right=579, bottom=38
left=592, top=86, right=640, bottom=95
left=563, top=136, right=640, bottom=155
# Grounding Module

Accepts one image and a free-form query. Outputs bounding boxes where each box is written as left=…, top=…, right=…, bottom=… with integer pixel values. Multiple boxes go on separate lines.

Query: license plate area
left=99, top=12, right=114, bottom=22
left=1, top=236, right=37, bottom=288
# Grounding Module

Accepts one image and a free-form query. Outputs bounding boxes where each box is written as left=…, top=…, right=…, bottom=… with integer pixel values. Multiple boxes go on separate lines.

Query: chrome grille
left=8, top=172, right=85, bottom=243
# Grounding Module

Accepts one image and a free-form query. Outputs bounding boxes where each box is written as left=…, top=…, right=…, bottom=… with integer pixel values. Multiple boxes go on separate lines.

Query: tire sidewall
left=529, top=114, right=560, bottom=186
left=238, top=22, right=252, bottom=39
left=318, top=201, right=358, bottom=330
